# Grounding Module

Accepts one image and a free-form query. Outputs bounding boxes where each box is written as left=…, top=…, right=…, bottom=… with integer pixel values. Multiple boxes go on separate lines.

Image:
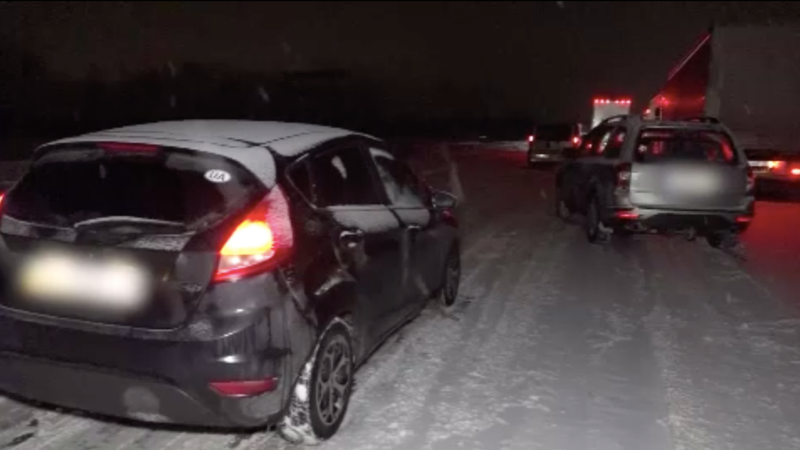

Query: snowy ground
left=3, top=148, right=800, bottom=450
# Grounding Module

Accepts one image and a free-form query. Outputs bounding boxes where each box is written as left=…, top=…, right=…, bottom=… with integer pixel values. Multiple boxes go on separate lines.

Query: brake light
left=209, top=377, right=279, bottom=397
left=615, top=210, right=639, bottom=220
left=528, top=135, right=534, bottom=143
left=792, top=168, right=800, bottom=176
left=99, top=142, right=160, bottom=152
left=616, top=162, right=632, bottom=190
left=572, top=136, right=581, bottom=146
left=746, top=166, right=755, bottom=193
left=214, top=187, right=293, bottom=282
left=767, top=160, right=784, bottom=170
left=0, top=193, right=5, bottom=209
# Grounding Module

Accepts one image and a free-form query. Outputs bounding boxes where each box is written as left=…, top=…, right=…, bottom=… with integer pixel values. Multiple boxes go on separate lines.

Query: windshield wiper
left=74, top=216, right=186, bottom=230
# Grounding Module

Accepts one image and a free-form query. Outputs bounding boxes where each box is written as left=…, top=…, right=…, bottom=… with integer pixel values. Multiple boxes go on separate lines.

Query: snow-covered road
left=3, top=149, right=800, bottom=450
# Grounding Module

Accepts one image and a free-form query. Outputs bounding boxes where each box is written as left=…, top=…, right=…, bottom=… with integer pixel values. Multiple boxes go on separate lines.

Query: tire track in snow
left=644, top=238, right=800, bottom=450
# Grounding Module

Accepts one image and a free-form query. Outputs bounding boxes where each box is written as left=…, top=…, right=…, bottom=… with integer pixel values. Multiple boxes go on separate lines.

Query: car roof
left=39, top=120, right=375, bottom=188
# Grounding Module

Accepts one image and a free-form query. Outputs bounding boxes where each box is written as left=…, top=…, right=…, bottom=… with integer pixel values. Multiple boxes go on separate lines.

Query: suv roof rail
left=598, top=115, right=629, bottom=126
left=684, top=116, right=721, bottom=124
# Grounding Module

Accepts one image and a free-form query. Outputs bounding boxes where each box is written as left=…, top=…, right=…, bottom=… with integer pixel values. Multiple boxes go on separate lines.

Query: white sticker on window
left=204, top=169, right=231, bottom=183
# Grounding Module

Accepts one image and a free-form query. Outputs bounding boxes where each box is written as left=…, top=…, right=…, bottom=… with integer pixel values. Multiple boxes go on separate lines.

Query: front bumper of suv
left=0, top=271, right=311, bottom=429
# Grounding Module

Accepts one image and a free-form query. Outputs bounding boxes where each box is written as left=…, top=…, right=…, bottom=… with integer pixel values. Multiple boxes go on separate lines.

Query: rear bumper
left=607, top=208, right=753, bottom=234
left=0, top=272, right=312, bottom=429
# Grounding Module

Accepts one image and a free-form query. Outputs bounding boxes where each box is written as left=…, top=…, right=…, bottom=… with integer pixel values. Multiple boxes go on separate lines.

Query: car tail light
left=615, top=162, right=632, bottom=190
left=209, top=377, right=279, bottom=397
left=214, top=187, right=293, bottom=283
left=615, top=210, right=639, bottom=220
left=572, top=136, right=581, bottom=146
left=736, top=215, right=753, bottom=224
left=0, top=193, right=5, bottom=209
left=99, top=142, right=160, bottom=152
left=746, top=166, right=755, bottom=193
left=528, top=135, right=534, bottom=143
left=792, top=168, right=800, bottom=176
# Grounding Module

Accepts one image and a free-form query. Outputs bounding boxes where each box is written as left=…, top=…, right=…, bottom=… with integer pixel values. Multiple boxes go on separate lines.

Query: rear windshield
left=634, top=128, right=738, bottom=164
left=4, top=145, right=265, bottom=231
left=535, top=124, right=573, bottom=141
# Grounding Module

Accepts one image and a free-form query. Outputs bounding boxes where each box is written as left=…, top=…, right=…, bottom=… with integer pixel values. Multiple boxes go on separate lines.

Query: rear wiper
left=74, top=216, right=186, bottom=230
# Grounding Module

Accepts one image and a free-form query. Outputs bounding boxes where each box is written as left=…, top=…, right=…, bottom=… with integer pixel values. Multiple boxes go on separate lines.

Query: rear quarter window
left=634, top=128, right=738, bottom=164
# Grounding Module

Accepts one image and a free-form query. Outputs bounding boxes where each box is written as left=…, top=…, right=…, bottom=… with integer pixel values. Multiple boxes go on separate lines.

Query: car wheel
left=706, top=231, right=734, bottom=249
left=439, top=246, right=461, bottom=308
left=585, top=198, right=609, bottom=244
left=279, top=319, right=354, bottom=445
left=554, top=186, right=571, bottom=221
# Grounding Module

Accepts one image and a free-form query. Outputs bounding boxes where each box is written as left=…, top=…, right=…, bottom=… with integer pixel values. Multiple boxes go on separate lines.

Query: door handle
left=339, top=229, right=364, bottom=249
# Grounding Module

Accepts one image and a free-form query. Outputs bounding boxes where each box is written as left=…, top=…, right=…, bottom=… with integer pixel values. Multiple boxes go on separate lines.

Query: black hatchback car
left=0, top=121, right=460, bottom=444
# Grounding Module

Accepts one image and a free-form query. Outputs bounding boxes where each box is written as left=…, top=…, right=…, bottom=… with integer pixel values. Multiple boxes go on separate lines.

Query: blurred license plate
left=667, top=171, right=718, bottom=194
left=18, top=252, right=148, bottom=312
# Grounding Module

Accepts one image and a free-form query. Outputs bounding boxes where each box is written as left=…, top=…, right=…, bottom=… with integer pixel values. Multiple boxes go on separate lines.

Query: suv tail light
left=746, top=166, right=755, bottom=193
left=214, top=187, right=294, bottom=283
left=615, top=162, right=632, bottom=190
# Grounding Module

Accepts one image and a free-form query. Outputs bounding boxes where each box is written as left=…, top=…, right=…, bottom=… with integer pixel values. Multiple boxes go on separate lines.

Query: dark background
left=2, top=1, right=800, bottom=140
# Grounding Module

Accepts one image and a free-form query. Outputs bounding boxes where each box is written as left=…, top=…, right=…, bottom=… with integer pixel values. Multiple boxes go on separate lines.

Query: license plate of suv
left=17, top=251, right=149, bottom=312
left=666, top=171, right=718, bottom=194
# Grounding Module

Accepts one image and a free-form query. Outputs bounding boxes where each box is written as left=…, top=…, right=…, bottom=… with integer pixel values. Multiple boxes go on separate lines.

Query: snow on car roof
left=40, top=120, right=375, bottom=187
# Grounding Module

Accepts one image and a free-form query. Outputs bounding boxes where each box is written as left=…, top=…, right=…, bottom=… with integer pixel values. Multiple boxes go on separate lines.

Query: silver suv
left=555, top=116, right=755, bottom=246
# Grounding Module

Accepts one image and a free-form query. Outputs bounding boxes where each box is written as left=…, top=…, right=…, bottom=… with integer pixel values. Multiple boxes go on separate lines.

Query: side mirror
left=432, top=191, right=458, bottom=210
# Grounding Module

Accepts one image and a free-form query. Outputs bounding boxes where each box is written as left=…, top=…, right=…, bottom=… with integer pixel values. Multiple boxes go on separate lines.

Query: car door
left=368, top=147, right=443, bottom=314
left=307, top=143, right=406, bottom=343
left=573, top=125, right=617, bottom=213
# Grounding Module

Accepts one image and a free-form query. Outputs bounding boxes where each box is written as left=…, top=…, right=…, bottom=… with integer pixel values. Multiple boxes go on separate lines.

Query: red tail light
left=736, top=215, right=753, bottom=224
left=0, top=193, right=5, bottom=209
left=791, top=168, right=800, bottom=176
left=615, top=210, right=639, bottom=220
left=528, top=135, right=534, bottom=143
left=572, top=136, right=581, bottom=146
left=616, top=162, right=632, bottom=190
left=99, top=142, right=160, bottom=152
left=209, top=377, right=279, bottom=397
left=746, top=166, right=755, bottom=193
left=214, top=187, right=293, bottom=283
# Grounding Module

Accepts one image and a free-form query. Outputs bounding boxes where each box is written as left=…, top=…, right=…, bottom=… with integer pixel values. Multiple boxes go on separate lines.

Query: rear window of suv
left=4, top=145, right=266, bottom=231
left=534, top=124, right=573, bottom=141
left=634, top=128, right=738, bottom=164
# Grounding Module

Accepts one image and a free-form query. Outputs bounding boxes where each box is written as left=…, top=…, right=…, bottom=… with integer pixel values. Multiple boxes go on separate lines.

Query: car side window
left=287, top=160, right=314, bottom=203
left=308, top=146, right=383, bottom=207
left=578, top=126, right=610, bottom=157
left=369, top=148, right=428, bottom=208
left=604, top=127, right=627, bottom=159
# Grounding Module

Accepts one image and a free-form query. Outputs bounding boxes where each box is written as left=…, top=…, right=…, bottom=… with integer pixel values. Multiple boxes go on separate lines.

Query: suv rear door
left=628, top=127, right=750, bottom=210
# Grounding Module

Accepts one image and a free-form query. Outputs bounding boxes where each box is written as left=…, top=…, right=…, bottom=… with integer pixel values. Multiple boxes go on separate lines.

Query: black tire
left=707, top=231, right=734, bottom=249
left=585, top=197, right=609, bottom=243
left=439, top=246, right=461, bottom=308
left=554, top=185, right=571, bottom=221
left=279, top=320, right=354, bottom=445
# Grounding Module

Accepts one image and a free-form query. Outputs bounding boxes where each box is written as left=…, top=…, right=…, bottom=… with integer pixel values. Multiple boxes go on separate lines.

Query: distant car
left=554, top=116, right=754, bottom=247
left=0, top=121, right=461, bottom=444
left=527, top=123, right=585, bottom=165
left=745, top=150, right=800, bottom=197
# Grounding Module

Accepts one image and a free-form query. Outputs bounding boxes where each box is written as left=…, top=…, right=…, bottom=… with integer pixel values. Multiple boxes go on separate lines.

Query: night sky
left=3, top=1, right=800, bottom=122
